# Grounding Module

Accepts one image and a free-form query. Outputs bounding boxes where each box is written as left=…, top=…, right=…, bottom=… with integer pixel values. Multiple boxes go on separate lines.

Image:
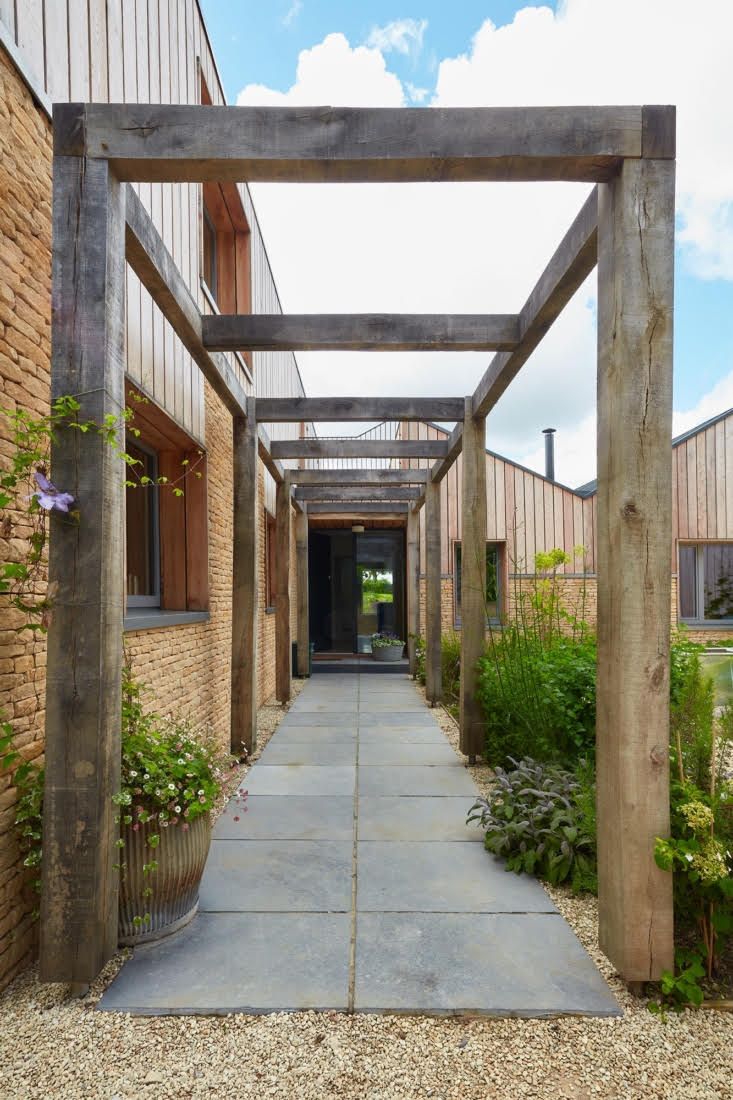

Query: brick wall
left=0, top=46, right=295, bottom=991
left=0, top=45, right=53, bottom=991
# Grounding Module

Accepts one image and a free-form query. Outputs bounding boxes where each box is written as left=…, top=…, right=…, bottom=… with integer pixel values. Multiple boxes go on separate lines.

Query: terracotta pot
left=118, top=814, right=211, bottom=945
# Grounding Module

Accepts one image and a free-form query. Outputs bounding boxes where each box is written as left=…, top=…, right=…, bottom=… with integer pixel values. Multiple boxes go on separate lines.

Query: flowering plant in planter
left=370, top=632, right=406, bottom=650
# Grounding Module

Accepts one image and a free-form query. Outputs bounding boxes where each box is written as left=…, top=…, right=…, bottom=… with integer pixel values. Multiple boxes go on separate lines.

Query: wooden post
left=596, top=153, right=675, bottom=981
left=406, top=506, right=420, bottom=676
left=275, top=479, right=292, bottom=702
left=40, top=156, right=126, bottom=984
left=231, top=411, right=259, bottom=755
left=295, top=507, right=310, bottom=677
left=459, top=399, right=487, bottom=761
left=424, top=480, right=442, bottom=704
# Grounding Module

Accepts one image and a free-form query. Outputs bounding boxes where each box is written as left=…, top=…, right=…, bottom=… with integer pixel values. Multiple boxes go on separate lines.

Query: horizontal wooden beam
left=294, top=486, right=421, bottom=502
left=472, top=188, right=599, bottom=418
left=307, top=502, right=409, bottom=515
left=54, top=104, right=673, bottom=184
left=123, top=186, right=248, bottom=418
left=256, top=419, right=285, bottom=484
left=289, top=468, right=428, bottom=486
left=271, top=439, right=448, bottom=460
left=256, top=397, right=465, bottom=421
left=203, top=314, right=519, bottom=353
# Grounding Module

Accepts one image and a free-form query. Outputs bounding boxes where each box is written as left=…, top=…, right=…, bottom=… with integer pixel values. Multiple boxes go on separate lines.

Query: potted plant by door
left=371, top=632, right=406, bottom=662
left=115, top=663, right=229, bottom=944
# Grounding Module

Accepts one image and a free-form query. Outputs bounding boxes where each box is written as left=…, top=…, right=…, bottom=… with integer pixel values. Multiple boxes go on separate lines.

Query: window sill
left=124, top=609, right=210, bottom=632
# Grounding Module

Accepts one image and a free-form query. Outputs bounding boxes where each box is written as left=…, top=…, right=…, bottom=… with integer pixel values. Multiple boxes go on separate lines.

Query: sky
left=199, top=0, right=733, bottom=487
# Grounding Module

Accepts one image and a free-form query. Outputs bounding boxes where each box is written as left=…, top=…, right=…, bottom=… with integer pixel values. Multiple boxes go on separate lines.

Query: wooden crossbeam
left=54, top=104, right=674, bottom=184
left=256, top=397, right=465, bottom=421
left=472, top=188, right=599, bottom=418
left=294, top=486, right=421, bottom=502
left=306, top=502, right=409, bottom=515
left=124, top=186, right=248, bottom=418
left=203, top=314, right=519, bottom=353
left=289, top=468, right=428, bottom=486
left=271, top=439, right=447, bottom=460
left=256, top=420, right=285, bottom=484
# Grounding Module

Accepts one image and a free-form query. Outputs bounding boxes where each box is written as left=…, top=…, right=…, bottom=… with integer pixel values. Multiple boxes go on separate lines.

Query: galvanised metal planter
left=372, top=643, right=405, bottom=662
left=118, top=814, right=211, bottom=945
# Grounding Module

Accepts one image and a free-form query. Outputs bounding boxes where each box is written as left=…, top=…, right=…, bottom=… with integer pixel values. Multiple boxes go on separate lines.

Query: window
left=124, top=386, right=209, bottom=620
left=454, top=542, right=502, bottom=625
left=679, top=543, right=733, bottom=624
left=264, top=510, right=277, bottom=610
left=126, top=442, right=160, bottom=607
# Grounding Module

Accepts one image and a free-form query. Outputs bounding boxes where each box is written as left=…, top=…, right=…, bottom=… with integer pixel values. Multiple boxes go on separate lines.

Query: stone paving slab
left=200, top=839, right=352, bottom=912
left=354, top=913, right=619, bottom=1016
left=358, top=742, right=460, bottom=766
left=99, top=913, right=351, bottom=1014
left=100, top=671, right=617, bottom=1018
left=283, top=712, right=359, bottom=726
left=358, top=797, right=482, bottom=841
left=357, top=842, right=558, bottom=913
left=258, top=741, right=357, bottom=766
left=214, top=796, right=355, bottom=841
left=244, top=765, right=356, bottom=796
left=273, top=726, right=358, bottom=741
left=358, top=727, right=446, bottom=744
left=359, top=765, right=477, bottom=796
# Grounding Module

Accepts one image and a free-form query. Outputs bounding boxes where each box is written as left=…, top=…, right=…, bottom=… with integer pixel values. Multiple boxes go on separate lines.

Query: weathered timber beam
left=54, top=104, right=674, bottom=184
left=256, top=419, right=285, bottom=483
left=289, top=468, right=428, bottom=486
left=472, top=188, right=599, bottom=418
left=203, top=314, right=519, bottom=353
left=231, top=415, right=259, bottom=754
left=294, top=486, right=421, bottom=502
left=307, top=502, right=409, bottom=515
left=255, top=397, right=465, bottom=422
left=430, top=422, right=465, bottom=485
left=271, top=439, right=447, bottom=460
left=123, top=185, right=248, bottom=417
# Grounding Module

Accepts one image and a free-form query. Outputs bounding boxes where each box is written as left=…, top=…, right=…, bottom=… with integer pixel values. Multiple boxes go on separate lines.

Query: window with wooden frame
left=200, top=75, right=252, bottom=367
left=454, top=541, right=503, bottom=626
left=679, top=542, right=733, bottom=625
left=125, top=384, right=209, bottom=618
left=264, top=510, right=277, bottom=611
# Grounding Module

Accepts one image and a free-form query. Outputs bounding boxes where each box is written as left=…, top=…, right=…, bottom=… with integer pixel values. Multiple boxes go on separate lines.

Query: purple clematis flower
left=32, top=470, right=76, bottom=513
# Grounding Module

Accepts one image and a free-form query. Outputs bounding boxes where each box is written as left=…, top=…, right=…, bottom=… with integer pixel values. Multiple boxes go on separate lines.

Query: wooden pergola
left=44, top=103, right=675, bottom=990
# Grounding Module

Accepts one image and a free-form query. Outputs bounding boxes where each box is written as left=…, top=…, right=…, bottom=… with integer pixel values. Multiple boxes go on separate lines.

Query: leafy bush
left=477, top=633, right=597, bottom=767
left=411, top=632, right=461, bottom=713
left=467, top=756, right=597, bottom=893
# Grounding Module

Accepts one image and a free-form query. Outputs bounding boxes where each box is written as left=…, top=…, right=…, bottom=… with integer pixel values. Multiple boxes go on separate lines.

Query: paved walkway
left=100, top=673, right=618, bottom=1016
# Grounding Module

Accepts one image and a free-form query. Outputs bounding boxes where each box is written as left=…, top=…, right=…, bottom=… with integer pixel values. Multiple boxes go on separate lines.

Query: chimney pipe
left=542, top=428, right=556, bottom=482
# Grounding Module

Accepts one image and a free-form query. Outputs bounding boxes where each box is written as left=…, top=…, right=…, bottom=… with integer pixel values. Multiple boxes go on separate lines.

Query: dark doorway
left=308, top=528, right=406, bottom=654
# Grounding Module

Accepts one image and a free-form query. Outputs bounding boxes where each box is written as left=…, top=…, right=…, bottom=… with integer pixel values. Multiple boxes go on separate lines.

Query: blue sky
left=199, top=0, right=733, bottom=484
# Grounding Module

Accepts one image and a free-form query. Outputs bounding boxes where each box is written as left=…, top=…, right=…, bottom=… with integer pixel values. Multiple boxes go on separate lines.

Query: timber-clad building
left=0, top=0, right=731, bottom=994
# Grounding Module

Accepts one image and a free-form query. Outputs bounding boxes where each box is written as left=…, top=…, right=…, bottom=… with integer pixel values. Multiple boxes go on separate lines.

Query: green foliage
left=409, top=632, right=460, bottom=712
left=467, top=757, right=597, bottom=893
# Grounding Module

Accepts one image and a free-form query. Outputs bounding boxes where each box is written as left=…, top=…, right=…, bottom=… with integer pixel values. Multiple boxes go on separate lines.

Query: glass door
left=354, top=531, right=405, bottom=653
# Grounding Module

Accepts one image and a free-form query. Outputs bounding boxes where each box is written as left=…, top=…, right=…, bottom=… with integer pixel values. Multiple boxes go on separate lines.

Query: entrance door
left=308, top=528, right=406, bottom=653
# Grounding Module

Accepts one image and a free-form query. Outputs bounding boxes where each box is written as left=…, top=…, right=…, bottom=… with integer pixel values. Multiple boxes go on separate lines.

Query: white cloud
left=282, top=0, right=302, bottom=29
left=405, top=82, right=429, bottom=104
left=365, top=18, right=428, bottom=57
left=236, top=2, right=733, bottom=485
left=672, top=372, right=733, bottom=438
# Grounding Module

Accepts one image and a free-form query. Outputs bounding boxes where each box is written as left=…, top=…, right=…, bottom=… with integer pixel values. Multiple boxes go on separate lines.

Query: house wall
left=0, top=1, right=305, bottom=991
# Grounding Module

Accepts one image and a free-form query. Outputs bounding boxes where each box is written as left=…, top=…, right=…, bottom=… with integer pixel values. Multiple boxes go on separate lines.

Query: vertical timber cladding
left=596, top=153, right=676, bottom=981
left=40, top=157, right=126, bottom=984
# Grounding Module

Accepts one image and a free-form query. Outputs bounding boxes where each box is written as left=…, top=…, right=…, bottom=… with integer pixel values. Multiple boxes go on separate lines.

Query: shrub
left=410, top=632, right=461, bottom=713
left=467, top=756, right=597, bottom=893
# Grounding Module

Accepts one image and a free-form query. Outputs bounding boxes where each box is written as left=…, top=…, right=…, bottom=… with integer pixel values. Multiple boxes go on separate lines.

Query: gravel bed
left=1, top=678, right=731, bottom=1099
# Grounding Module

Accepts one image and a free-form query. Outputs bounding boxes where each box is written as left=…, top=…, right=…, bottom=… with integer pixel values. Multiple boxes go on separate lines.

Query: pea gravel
left=1, top=681, right=732, bottom=1099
